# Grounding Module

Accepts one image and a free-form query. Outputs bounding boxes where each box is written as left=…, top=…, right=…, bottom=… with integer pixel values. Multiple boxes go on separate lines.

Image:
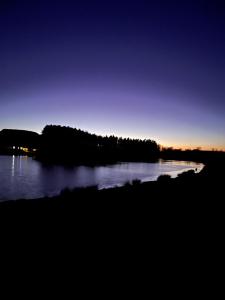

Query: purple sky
left=0, top=0, right=225, bottom=149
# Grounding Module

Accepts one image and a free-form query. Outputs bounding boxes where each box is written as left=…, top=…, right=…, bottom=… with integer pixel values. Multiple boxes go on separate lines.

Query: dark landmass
left=0, top=128, right=40, bottom=155
left=1, top=124, right=222, bottom=165
left=37, top=125, right=160, bottom=164
left=0, top=125, right=160, bottom=163
left=0, top=147, right=224, bottom=263
left=160, top=146, right=224, bottom=163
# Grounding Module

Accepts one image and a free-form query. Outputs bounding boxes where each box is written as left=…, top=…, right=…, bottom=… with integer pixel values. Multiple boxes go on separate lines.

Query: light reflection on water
left=0, top=155, right=204, bottom=200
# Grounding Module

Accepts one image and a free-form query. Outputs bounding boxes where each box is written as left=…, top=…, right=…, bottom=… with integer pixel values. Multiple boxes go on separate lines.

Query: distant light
left=21, top=147, right=29, bottom=152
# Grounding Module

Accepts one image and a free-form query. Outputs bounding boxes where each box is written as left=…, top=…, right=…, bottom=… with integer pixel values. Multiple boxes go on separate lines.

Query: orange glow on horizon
left=161, top=144, right=225, bottom=152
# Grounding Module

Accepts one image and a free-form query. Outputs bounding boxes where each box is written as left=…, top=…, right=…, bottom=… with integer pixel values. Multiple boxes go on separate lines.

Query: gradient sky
left=0, top=0, right=225, bottom=149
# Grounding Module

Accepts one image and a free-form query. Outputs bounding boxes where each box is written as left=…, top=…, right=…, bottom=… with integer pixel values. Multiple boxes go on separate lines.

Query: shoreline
left=0, top=157, right=224, bottom=232
left=0, top=149, right=224, bottom=209
left=0, top=163, right=208, bottom=205
left=0, top=158, right=203, bottom=203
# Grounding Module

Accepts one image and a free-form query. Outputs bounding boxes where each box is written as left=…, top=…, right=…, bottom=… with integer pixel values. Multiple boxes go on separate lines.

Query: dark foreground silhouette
left=1, top=152, right=223, bottom=276
left=0, top=128, right=39, bottom=155
left=0, top=125, right=160, bottom=163
left=37, top=125, right=160, bottom=164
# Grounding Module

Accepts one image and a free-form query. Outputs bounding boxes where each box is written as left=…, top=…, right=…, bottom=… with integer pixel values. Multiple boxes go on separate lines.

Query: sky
left=0, top=0, right=225, bottom=150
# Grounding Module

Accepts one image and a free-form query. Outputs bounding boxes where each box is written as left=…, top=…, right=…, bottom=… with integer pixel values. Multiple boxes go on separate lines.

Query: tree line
left=1, top=125, right=224, bottom=164
left=37, top=125, right=160, bottom=164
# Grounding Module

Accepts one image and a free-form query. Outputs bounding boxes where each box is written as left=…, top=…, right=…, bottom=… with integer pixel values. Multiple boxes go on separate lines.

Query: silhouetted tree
left=37, top=125, right=160, bottom=164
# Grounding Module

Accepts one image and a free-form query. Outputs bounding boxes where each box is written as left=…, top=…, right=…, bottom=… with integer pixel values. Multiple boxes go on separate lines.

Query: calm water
left=0, top=155, right=203, bottom=201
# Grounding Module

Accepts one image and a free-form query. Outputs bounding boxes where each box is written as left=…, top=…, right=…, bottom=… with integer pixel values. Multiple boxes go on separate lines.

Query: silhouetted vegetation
left=157, top=174, right=171, bottom=183
left=37, top=125, right=160, bottom=164
left=1, top=125, right=224, bottom=168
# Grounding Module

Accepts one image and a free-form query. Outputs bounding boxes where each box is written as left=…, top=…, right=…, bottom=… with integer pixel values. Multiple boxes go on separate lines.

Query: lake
left=0, top=155, right=203, bottom=201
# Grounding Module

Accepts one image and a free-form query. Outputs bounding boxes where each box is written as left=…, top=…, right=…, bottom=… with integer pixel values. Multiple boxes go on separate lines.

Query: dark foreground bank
left=0, top=156, right=224, bottom=274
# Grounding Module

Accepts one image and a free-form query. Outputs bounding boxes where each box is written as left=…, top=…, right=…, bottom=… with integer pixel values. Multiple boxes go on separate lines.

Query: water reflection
left=0, top=155, right=203, bottom=200
left=11, top=155, right=15, bottom=177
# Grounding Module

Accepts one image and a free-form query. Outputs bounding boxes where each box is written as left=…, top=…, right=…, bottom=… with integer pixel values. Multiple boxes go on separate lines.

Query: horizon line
left=1, top=125, right=225, bottom=152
